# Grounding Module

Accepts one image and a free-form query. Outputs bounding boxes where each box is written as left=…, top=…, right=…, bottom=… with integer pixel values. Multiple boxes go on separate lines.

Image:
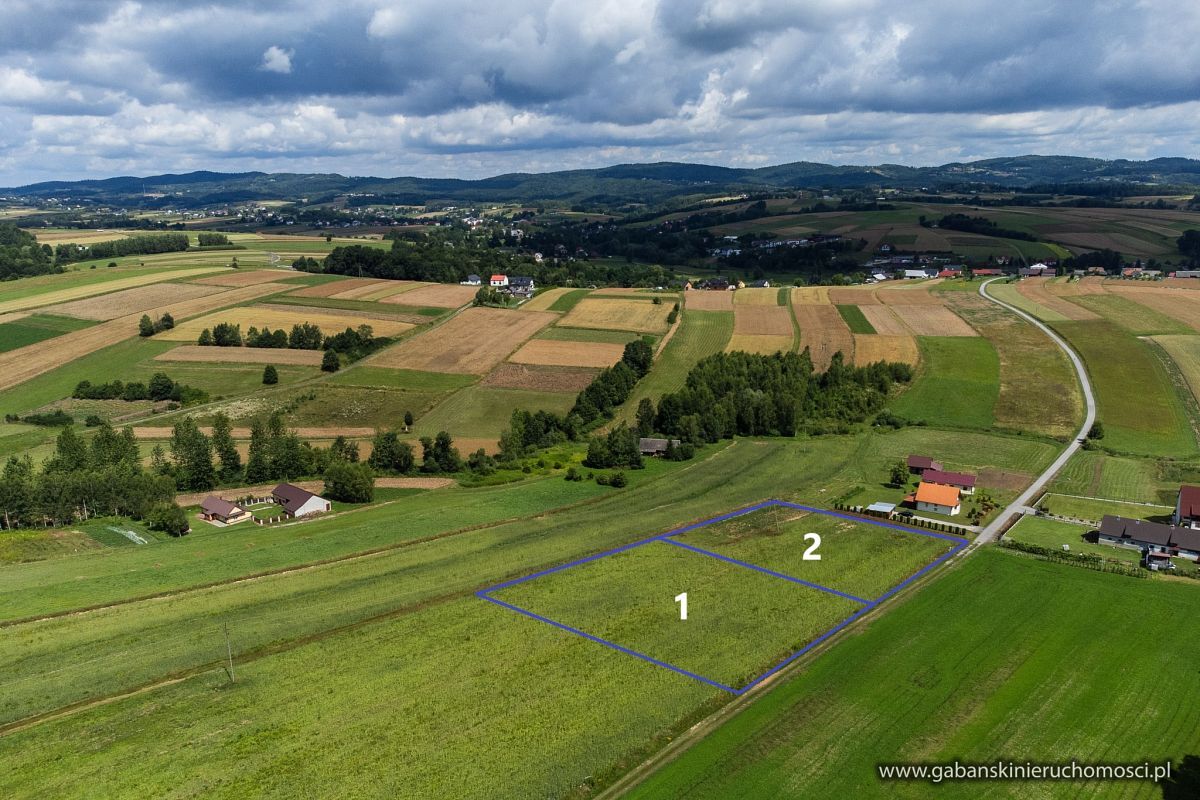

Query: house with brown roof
left=1098, top=515, right=1200, bottom=561
left=913, top=482, right=961, bottom=516
left=906, top=455, right=942, bottom=475
left=921, top=469, right=976, bottom=495
left=1174, top=485, right=1200, bottom=529
left=272, top=483, right=331, bottom=518
left=199, top=496, right=251, bottom=525
left=639, top=437, right=681, bottom=456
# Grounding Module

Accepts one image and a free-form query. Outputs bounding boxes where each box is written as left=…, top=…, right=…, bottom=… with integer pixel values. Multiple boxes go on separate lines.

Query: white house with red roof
left=490, top=274, right=509, bottom=287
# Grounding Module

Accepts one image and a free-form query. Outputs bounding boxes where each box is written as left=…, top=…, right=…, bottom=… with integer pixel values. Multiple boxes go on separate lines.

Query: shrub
left=609, top=471, right=628, bottom=488
left=146, top=503, right=190, bottom=536
left=321, top=350, right=340, bottom=372
left=323, top=461, right=375, bottom=503
left=263, top=364, right=279, bottom=385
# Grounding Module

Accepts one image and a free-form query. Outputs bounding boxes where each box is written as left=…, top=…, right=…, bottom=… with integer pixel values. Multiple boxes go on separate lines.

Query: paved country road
left=973, top=278, right=1098, bottom=544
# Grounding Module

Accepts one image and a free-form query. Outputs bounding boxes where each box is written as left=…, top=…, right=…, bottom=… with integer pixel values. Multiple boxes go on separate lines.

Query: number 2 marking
left=675, top=591, right=688, bottom=620
left=803, top=532, right=822, bottom=561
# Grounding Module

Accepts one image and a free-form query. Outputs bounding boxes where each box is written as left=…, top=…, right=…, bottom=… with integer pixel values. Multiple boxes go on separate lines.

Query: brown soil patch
left=481, top=363, right=598, bottom=392
left=371, top=306, right=556, bottom=374
left=859, top=305, right=910, bottom=335
left=853, top=334, right=919, bottom=365
left=136, top=426, right=376, bottom=440
left=384, top=283, right=478, bottom=308
left=685, top=290, right=734, bottom=310
left=0, top=283, right=289, bottom=392
left=358, top=282, right=428, bottom=301
left=190, top=270, right=294, bottom=287
left=162, top=305, right=415, bottom=341
left=828, top=287, right=881, bottom=305
left=888, top=305, right=978, bottom=337
left=374, top=476, right=455, bottom=489
left=792, top=304, right=853, bottom=370
left=38, top=282, right=215, bottom=320
left=1014, top=278, right=1099, bottom=320
left=153, top=345, right=324, bottom=366
left=287, top=278, right=380, bottom=298
left=733, top=304, right=793, bottom=336
left=978, top=468, right=1034, bottom=492
left=508, top=338, right=625, bottom=368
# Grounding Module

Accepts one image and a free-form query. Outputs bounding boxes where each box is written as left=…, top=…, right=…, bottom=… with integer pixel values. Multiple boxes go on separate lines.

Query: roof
left=509, top=275, right=533, bottom=285
left=867, top=502, right=897, bottom=513
left=915, top=482, right=960, bottom=508
left=638, top=437, right=680, bottom=452
left=974, top=268, right=1003, bottom=275
left=1098, top=515, right=1173, bottom=546
left=1179, top=485, right=1200, bottom=519
left=921, top=469, right=976, bottom=488
left=490, top=274, right=506, bottom=281
left=272, top=482, right=319, bottom=512
left=906, top=455, right=941, bottom=470
left=466, top=273, right=481, bottom=280
left=200, top=496, right=242, bottom=516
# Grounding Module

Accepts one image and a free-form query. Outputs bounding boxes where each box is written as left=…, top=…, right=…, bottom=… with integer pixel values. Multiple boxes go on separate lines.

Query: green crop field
left=1054, top=321, right=1197, bottom=457
left=889, top=336, right=1000, bottom=429
left=835, top=304, right=875, bottom=333
left=536, top=325, right=644, bottom=344
left=986, top=281, right=1067, bottom=321
left=1068, top=294, right=1194, bottom=335
left=414, top=385, right=577, bottom=438
left=0, top=314, right=96, bottom=353
left=547, top=288, right=591, bottom=312
left=325, top=366, right=476, bottom=392
left=626, top=549, right=1200, bottom=799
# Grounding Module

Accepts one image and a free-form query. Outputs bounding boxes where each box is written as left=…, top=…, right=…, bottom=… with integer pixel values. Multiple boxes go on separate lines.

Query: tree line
left=54, top=232, right=190, bottom=264
left=0, top=223, right=58, bottom=280
left=73, top=372, right=209, bottom=406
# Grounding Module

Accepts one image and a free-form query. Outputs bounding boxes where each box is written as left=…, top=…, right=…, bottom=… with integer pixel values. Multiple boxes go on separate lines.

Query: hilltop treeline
left=928, top=213, right=1035, bottom=241
left=54, top=232, right=190, bottom=264
left=0, top=223, right=58, bottom=280
left=647, top=350, right=912, bottom=440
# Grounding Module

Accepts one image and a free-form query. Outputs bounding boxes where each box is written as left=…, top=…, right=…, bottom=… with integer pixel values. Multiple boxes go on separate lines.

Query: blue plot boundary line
left=476, top=499, right=968, bottom=694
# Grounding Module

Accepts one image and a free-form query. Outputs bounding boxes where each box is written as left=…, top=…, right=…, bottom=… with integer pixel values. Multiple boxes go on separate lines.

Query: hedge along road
left=974, top=277, right=1096, bottom=544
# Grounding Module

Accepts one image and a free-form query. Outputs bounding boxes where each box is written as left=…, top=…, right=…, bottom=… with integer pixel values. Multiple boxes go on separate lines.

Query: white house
left=272, top=483, right=331, bottom=518
left=490, top=274, right=509, bottom=287
left=914, top=482, right=961, bottom=516
left=461, top=274, right=482, bottom=286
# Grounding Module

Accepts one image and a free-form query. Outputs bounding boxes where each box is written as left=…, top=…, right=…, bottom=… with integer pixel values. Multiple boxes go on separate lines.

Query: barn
left=272, top=483, right=331, bottom=518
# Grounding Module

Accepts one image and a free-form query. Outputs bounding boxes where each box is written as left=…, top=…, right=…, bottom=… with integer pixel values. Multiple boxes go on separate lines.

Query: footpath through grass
left=626, top=548, right=1200, bottom=799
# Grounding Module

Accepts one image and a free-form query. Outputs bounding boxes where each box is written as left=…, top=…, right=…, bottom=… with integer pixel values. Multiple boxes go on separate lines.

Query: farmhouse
left=461, top=274, right=482, bottom=286
left=1174, top=485, right=1200, bottom=528
left=907, top=454, right=943, bottom=475
left=199, top=496, right=251, bottom=525
left=639, top=437, right=681, bottom=456
left=1097, top=515, right=1200, bottom=561
left=749, top=279, right=771, bottom=288
left=508, top=275, right=535, bottom=297
left=902, top=269, right=928, bottom=279
left=490, top=274, right=509, bottom=287
left=913, top=482, right=961, bottom=516
left=272, top=483, right=331, bottom=518
left=920, top=468, right=976, bottom=495
left=974, top=268, right=1004, bottom=276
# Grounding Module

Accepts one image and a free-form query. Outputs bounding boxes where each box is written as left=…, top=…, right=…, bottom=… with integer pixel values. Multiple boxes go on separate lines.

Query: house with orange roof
left=913, top=482, right=961, bottom=516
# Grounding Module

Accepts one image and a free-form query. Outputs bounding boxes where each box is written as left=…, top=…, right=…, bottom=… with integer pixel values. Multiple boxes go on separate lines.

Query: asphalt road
left=973, top=278, right=1097, bottom=543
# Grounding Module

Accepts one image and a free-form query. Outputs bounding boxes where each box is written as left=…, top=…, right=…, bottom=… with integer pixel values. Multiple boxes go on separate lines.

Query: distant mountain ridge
left=5, top=155, right=1200, bottom=207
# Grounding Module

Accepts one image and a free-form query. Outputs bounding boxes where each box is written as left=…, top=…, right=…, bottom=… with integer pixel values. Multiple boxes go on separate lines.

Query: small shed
left=272, top=483, right=331, bottom=518
left=866, top=502, right=897, bottom=518
left=639, top=437, right=681, bottom=456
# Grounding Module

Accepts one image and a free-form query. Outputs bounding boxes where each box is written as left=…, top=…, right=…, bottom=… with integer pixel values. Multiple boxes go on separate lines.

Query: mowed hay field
left=887, top=304, right=978, bottom=336
left=0, top=283, right=289, bottom=392
left=520, top=287, right=577, bottom=312
left=189, top=269, right=295, bottom=287
left=286, top=278, right=381, bottom=298
left=732, top=304, right=793, bottom=336
left=626, top=550, right=1200, bottom=800
left=890, top=336, right=1000, bottom=429
left=0, top=267, right=225, bottom=315
left=1151, top=335, right=1200, bottom=407
left=481, top=363, right=598, bottom=392
left=38, top=282, right=216, bottom=321
left=944, top=291, right=1082, bottom=438
left=1015, top=278, right=1099, bottom=320
left=733, top=287, right=781, bottom=305
left=852, top=334, right=920, bottom=366
left=508, top=338, right=625, bottom=368
left=384, top=283, right=477, bottom=308
left=153, top=345, right=325, bottom=366
left=858, top=304, right=911, bottom=335
left=792, top=301, right=854, bottom=370
left=372, top=307, right=556, bottom=374
left=559, top=297, right=672, bottom=334
left=726, top=334, right=795, bottom=355
left=1104, top=286, right=1200, bottom=333
left=685, top=290, right=734, bottom=310
left=160, top=306, right=416, bottom=341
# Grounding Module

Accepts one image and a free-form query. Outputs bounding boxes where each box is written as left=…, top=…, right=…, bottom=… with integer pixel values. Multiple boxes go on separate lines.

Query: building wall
left=916, top=500, right=959, bottom=516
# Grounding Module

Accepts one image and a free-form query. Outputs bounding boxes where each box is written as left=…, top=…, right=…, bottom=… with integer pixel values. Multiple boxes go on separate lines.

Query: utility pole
left=224, top=622, right=236, bottom=684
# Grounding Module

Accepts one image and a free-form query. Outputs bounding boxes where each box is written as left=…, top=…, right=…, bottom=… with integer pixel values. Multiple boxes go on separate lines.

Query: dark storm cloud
left=0, top=0, right=1197, bottom=184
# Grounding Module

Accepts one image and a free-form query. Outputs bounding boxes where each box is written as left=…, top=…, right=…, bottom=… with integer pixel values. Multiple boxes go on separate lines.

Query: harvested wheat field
left=0, top=267, right=225, bottom=315
left=190, top=270, right=294, bottom=287
left=520, top=287, right=576, bottom=311
left=792, top=303, right=854, bottom=369
left=253, top=303, right=426, bottom=325
left=790, top=287, right=831, bottom=303
left=685, top=290, right=734, bottom=310
left=135, top=426, right=376, bottom=440
left=559, top=297, right=672, bottom=334
left=153, top=345, right=324, bottom=366
left=286, top=278, right=380, bottom=298
left=853, top=334, right=919, bottom=365
left=859, top=305, right=911, bottom=335
left=726, top=334, right=794, bottom=355
left=160, top=306, right=415, bottom=341
left=1043, top=277, right=1108, bottom=296
left=1106, top=288, right=1200, bottom=332
left=481, top=363, right=598, bottom=392
left=1014, top=278, right=1099, bottom=320
left=888, top=305, right=978, bottom=336
left=31, top=229, right=131, bottom=245
left=383, top=283, right=477, bottom=308
left=877, top=286, right=942, bottom=305
left=371, top=307, right=556, bottom=374
left=734, top=288, right=781, bottom=305
left=358, top=281, right=428, bottom=301
left=732, top=304, right=793, bottom=336
left=38, top=282, right=216, bottom=320
left=828, top=286, right=881, bottom=305
left=0, top=283, right=289, bottom=391
left=323, top=280, right=402, bottom=300
left=508, top=338, right=625, bottom=368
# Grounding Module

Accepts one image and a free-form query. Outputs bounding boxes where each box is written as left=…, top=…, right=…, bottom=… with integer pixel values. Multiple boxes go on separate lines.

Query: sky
left=1, top=0, right=1198, bottom=185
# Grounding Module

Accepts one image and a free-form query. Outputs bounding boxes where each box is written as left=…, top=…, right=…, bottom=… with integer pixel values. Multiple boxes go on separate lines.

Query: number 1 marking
left=803, top=532, right=822, bottom=561
left=675, top=591, right=688, bottom=620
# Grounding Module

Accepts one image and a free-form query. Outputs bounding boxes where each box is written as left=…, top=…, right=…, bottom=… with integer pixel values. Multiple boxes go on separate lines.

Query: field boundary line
left=1038, top=491, right=1172, bottom=508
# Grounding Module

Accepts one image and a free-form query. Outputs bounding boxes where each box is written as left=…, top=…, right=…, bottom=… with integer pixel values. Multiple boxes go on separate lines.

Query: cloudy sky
left=1, top=0, right=1197, bottom=185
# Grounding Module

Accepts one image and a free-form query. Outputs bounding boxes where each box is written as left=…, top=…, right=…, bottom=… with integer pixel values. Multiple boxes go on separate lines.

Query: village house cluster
left=198, top=483, right=331, bottom=527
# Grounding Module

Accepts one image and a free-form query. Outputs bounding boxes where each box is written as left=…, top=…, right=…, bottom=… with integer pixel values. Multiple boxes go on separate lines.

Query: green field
left=889, top=336, right=1000, bottom=429
left=1047, top=450, right=1175, bottom=504
left=835, top=304, right=876, bottom=334
left=614, top=309, right=734, bottom=425
left=325, top=366, right=476, bottom=392
left=536, top=325, right=644, bottom=344
left=0, top=314, right=96, bottom=353
left=1005, top=515, right=1140, bottom=561
left=547, top=288, right=590, bottom=312
left=1036, top=492, right=1173, bottom=523
left=627, top=549, right=1200, bottom=799
left=1068, top=294, right=1194, bottom=335
left=1055, top=321, right=1197, bottom=457
left=986, top=281, right=1067, bottom=321
left=414, top=385, right=577, bottom=439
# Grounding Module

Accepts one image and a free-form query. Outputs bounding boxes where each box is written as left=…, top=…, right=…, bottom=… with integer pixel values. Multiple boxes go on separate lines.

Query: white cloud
left=260, top=45, right=293, bottom=74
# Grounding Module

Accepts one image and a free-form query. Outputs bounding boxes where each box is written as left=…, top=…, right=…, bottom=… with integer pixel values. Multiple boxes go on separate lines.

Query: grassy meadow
left=889, top=336, right=1000, bottom=429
